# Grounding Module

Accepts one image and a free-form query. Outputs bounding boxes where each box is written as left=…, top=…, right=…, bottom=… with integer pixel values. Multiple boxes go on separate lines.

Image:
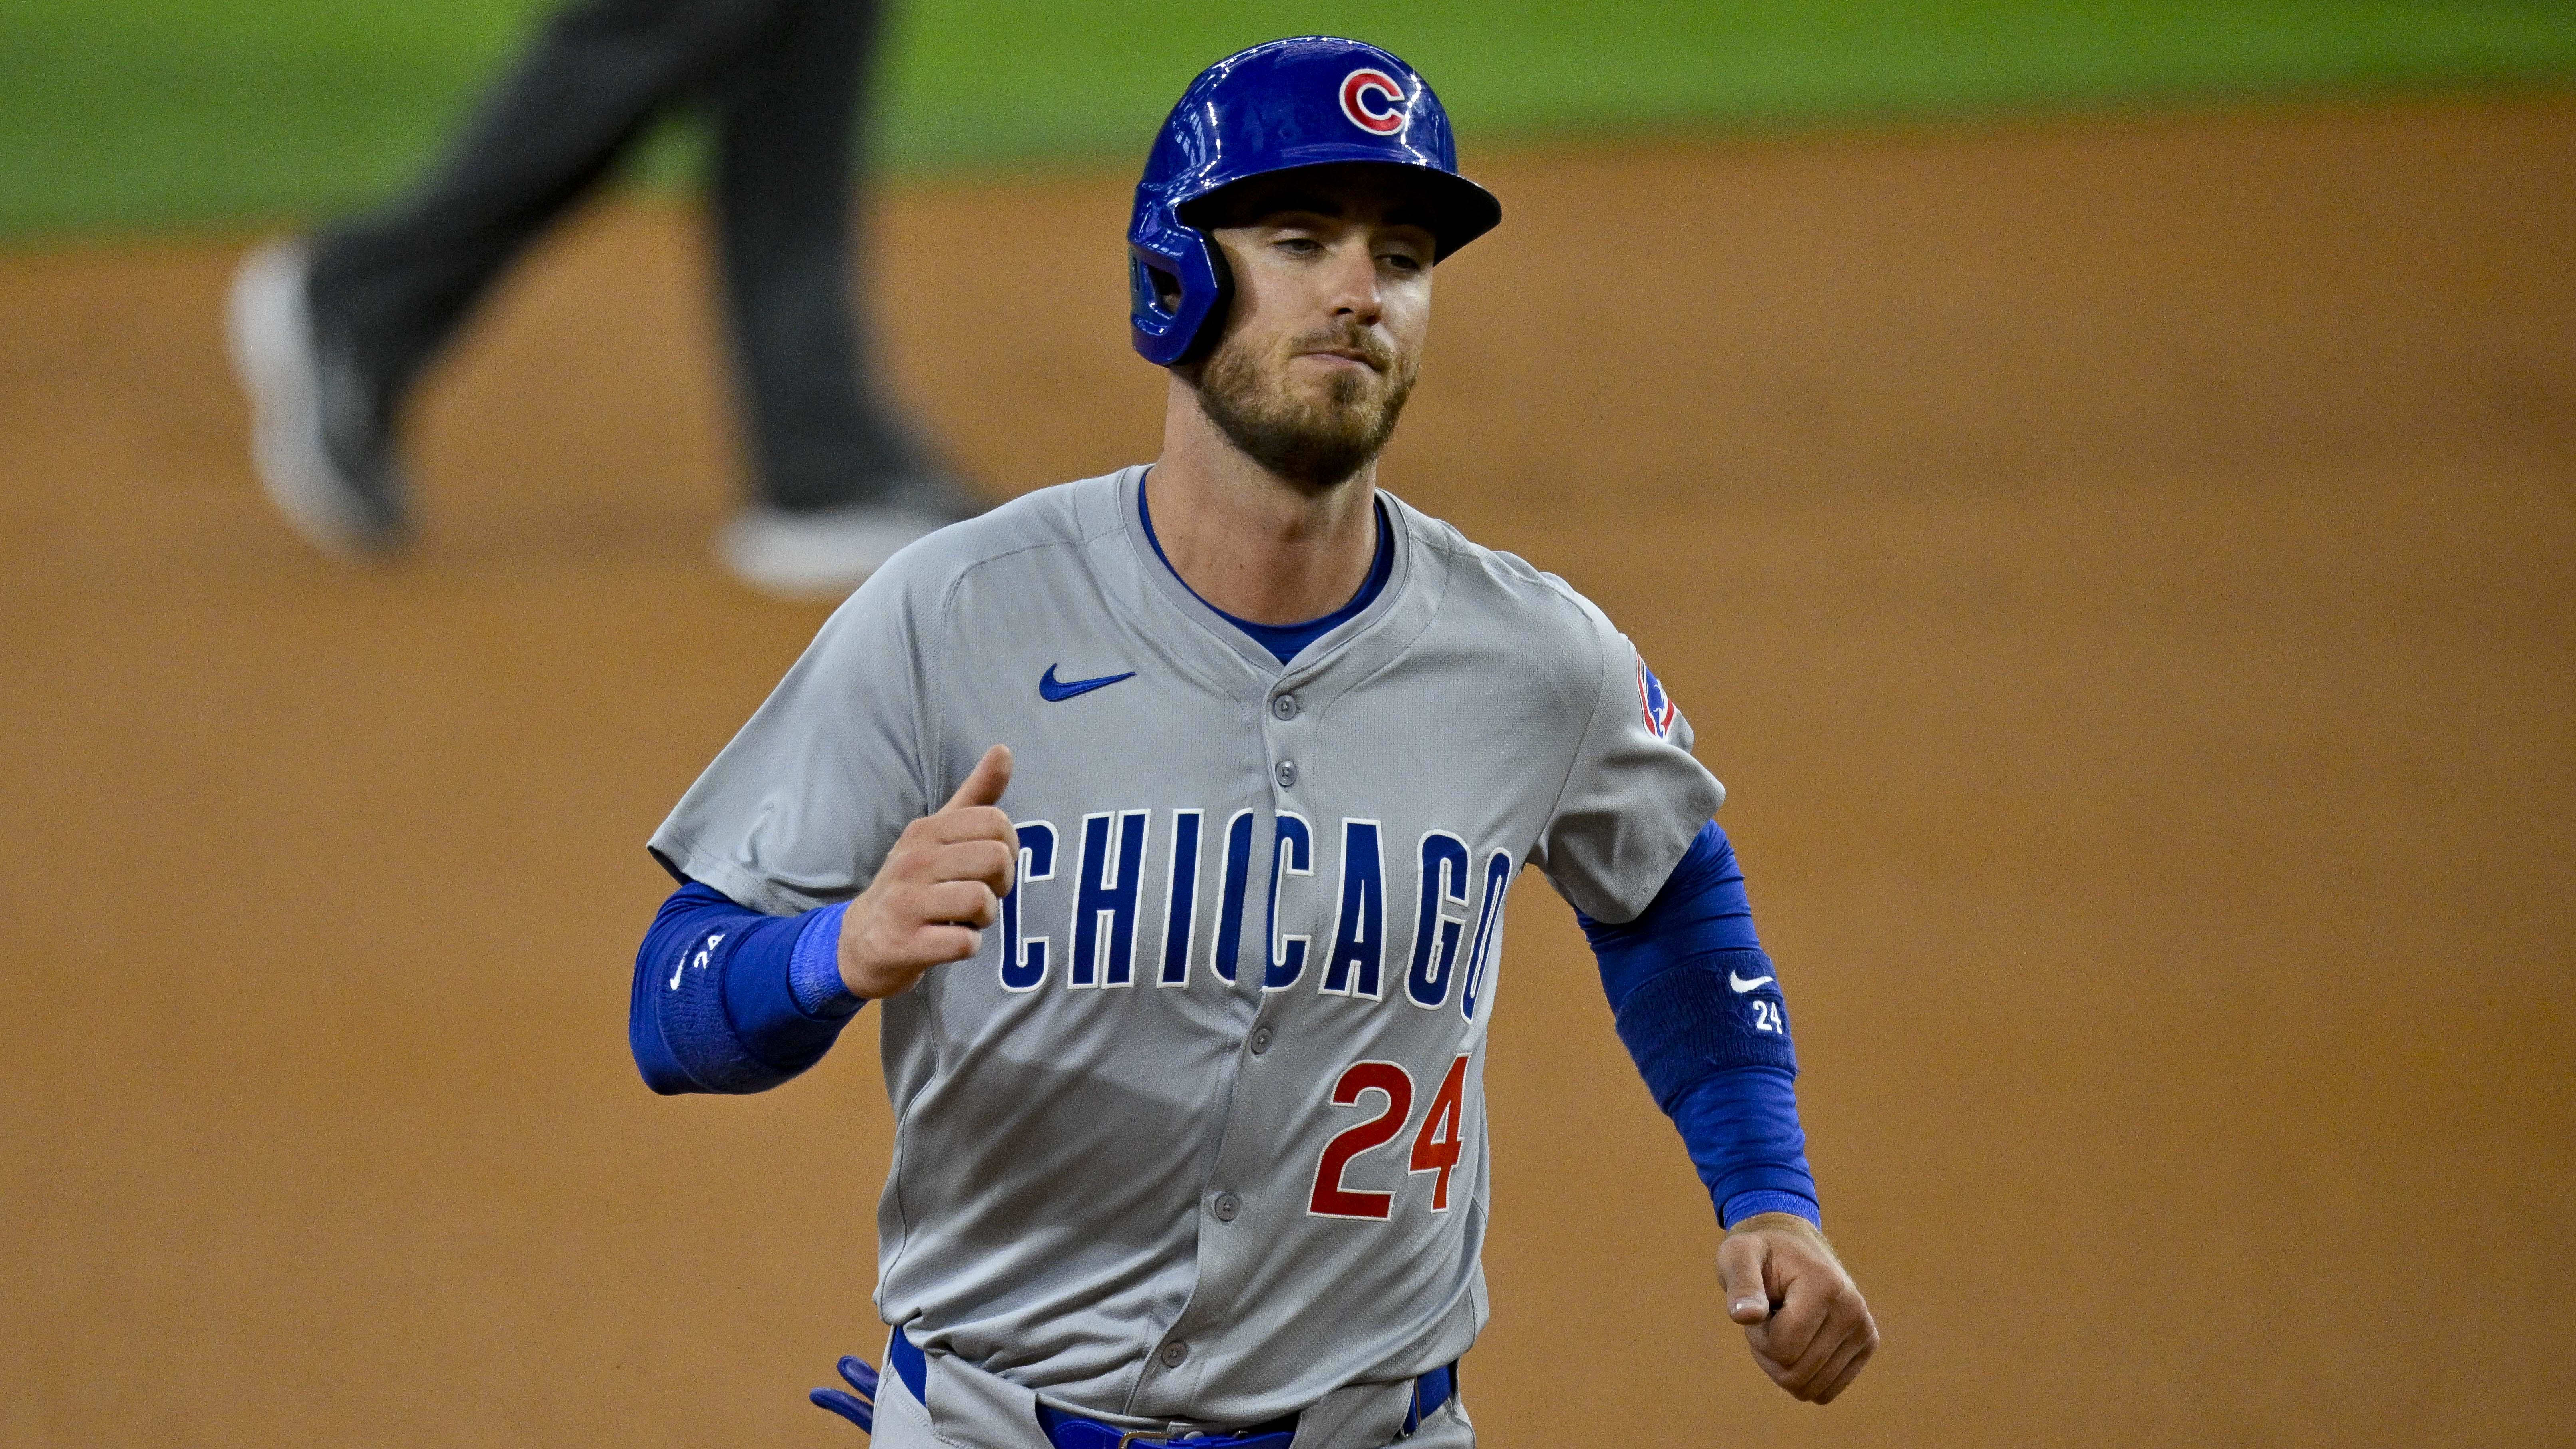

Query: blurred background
left=4, top=2, right=2572, bottom=1445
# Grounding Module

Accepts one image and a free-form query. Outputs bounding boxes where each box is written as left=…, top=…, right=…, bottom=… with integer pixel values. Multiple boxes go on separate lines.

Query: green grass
left=6, top=1, right=2574, bottom=238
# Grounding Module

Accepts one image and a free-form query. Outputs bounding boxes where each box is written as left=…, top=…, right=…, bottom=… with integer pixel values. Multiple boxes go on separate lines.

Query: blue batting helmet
left=1127, top=37, right=1503, bottom=366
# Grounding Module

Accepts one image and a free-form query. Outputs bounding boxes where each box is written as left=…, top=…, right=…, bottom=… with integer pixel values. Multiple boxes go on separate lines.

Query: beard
left=1191, top=324, right=1419, bottom=490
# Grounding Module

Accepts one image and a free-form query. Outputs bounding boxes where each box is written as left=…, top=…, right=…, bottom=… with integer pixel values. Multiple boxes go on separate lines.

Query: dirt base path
left=4, top=97, right=2570, bottom=1447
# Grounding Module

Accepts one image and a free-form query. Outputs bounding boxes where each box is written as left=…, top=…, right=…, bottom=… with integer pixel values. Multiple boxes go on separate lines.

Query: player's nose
left=1325, top=241, right=1385, bottom=325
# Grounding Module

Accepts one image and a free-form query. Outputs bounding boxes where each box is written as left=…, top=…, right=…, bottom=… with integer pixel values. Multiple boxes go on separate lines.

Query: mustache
left=1288, top=324, right=1397, bottom=372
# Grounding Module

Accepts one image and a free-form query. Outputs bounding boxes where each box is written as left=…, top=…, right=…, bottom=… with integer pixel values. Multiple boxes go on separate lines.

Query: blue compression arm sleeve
left=1580, top=821, right=1822, bottom=1227
left=630, top=882, right=863, bottom=1095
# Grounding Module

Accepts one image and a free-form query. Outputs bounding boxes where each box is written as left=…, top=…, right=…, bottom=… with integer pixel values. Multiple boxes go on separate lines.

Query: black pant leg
left=703, top=0, right=922, bottom=511
left=308, top=0, right=791, bottom=405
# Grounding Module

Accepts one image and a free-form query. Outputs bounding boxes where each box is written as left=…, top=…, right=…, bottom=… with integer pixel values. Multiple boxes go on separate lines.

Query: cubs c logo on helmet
left=1339, top=68, right=1408, bottom=135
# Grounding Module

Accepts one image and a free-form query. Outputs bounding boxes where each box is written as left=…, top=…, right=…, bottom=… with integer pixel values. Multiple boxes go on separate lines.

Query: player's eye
left=1276, top=236, right=1323, bottom=256
left=1381, top=251, right=1424, bottom=274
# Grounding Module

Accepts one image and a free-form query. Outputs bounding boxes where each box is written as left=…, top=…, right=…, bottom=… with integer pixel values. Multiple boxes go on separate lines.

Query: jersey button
left=1212, top=1192, right=1241, bottom=1222
left=1159, top=1340, right=1190, bottom=1368
left=1275, top=759, right=1297, bottom=788
left=1249, top=1026, right=1274, bottom=1055
left=1273, top=694, right=1298, bottom=720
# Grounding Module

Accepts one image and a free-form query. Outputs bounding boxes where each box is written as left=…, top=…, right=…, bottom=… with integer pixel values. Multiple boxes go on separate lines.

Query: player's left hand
left=1717, top=1213, right=1878, bottom=1404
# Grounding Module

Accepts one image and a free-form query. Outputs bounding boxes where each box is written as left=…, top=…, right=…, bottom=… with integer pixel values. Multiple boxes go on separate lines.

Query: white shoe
left=716, top=501, right=960, bottom=600
left=226, top=238, right=408, bottom=557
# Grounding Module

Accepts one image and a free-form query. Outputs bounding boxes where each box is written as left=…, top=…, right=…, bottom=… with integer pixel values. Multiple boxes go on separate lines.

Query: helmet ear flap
left=1170, top=237, right=1233, bottom=368
left=1127, top=221, right=1231, bottom=367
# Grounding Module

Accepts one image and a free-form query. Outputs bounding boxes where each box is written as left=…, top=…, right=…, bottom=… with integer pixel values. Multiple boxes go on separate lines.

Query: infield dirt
left=4, top=97, right=2571, bottom=1447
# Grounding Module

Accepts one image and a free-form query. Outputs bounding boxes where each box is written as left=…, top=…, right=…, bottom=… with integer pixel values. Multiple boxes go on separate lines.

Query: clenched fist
left=836, top=744, right=1017, bottom=999
left=1719, top=1213, right=1878, bottom=1404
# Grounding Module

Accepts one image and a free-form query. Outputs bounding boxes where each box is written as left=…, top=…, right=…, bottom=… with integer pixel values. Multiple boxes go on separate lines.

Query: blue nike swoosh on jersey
left=1039, top=665, right=1137, bottom=702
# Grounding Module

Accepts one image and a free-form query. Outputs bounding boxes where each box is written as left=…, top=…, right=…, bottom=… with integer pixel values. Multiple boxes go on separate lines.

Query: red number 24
left=1307, top=1055, right=1471, bottom=1220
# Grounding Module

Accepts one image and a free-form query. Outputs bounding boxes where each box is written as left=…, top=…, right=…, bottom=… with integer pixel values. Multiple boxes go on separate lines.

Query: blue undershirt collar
left=1137, top=474, right=1393, bottom=666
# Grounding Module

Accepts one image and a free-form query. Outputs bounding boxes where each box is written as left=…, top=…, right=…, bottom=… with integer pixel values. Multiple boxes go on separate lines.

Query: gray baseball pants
left=865, top=1339, right=1476, bottom=1449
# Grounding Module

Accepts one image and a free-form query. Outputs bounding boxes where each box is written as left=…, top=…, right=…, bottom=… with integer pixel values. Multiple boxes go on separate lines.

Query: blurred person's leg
left=307, top=0, right=790, bottom=413
left=235, top=0, right=962, bottom=588
left=704, top=0, right=974, bottom=596
left=707, top=0, right=918, bottom=509
left=235, top=0, right=792, bottom=556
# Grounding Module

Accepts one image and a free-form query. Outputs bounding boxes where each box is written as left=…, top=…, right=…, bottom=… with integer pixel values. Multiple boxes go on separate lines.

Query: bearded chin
left=1193, top=340, right=1417, bottom=491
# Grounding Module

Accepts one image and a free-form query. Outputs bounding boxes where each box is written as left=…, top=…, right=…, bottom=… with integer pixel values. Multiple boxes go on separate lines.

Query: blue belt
left=853, top=1327, right=1456, bottom=1448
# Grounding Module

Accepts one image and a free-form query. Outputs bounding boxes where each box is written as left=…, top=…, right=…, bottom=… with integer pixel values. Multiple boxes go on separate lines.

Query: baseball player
left=629, top=37, right=1876, bottom=1448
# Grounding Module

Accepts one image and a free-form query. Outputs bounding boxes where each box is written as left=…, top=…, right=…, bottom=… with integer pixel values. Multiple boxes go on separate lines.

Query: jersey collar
left=1104, top=465, right=1441, bottom=696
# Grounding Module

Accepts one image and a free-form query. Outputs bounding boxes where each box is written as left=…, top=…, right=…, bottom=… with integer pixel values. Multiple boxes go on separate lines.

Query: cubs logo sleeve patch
left=1637, top=654, right=1680, bottom=741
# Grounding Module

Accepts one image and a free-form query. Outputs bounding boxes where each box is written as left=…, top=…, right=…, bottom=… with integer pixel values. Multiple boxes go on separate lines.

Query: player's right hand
left=836, top=744, right=1016, bottom=999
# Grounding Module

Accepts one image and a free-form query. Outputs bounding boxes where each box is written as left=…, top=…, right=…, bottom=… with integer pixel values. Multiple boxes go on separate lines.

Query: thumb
left=944, top=744, right=1014, bottom=811
left=1718, top=1232, right=1774, bottom=1324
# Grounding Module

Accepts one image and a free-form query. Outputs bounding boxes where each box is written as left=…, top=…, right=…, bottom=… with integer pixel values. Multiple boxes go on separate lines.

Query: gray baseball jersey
left=651, top=465, right=1722, bottom=1428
